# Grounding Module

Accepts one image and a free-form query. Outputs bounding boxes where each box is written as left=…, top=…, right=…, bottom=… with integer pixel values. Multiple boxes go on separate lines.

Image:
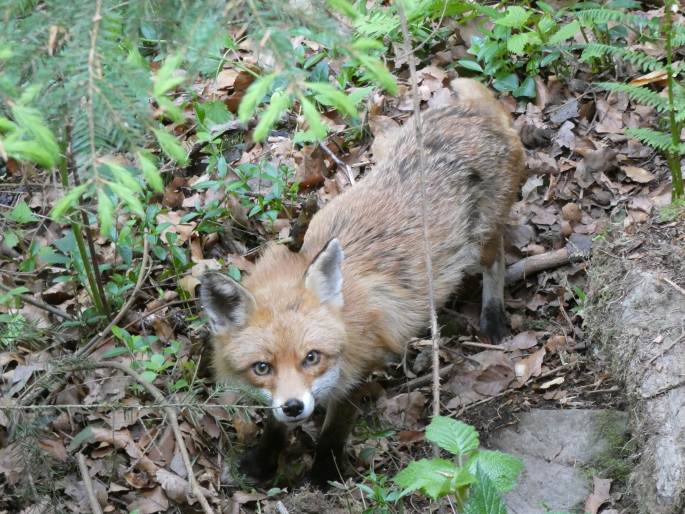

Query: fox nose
left=282, top=399, right=304, bottom=418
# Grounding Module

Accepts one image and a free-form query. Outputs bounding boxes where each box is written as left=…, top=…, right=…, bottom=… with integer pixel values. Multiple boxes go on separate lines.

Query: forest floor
left=1, top=4, right=683, bottom=514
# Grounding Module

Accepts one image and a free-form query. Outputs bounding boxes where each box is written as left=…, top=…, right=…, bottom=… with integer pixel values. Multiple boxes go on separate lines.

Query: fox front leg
left=310, top=397, right=359, bottom=487
left=239, top=417, right=287, bottom=481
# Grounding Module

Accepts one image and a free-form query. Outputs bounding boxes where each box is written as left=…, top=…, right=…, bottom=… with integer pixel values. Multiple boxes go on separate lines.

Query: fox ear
left=305, top=238, right=344, bottom=308
left=200, top=271, right=255, bottom=332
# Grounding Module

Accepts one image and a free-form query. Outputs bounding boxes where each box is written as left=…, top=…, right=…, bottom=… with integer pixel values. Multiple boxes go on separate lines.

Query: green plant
left=393, top=416, right=523, bottom=512
left=358, top=469, right=404, bottom=514
left=582, top=1, right=684, bottom=200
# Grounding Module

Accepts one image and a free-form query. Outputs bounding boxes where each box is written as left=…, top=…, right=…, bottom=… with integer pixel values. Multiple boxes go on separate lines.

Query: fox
left=200, top=78, right=524, bottom=486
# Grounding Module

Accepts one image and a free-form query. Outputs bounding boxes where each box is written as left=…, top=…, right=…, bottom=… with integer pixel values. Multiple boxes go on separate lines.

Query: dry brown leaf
left=126, top=486, right=169, bottom=514
left=545, top=335, right=568, bottom=353
left=515, top=347, right=546, bottom=385
left=584, top=476, right=612, bottom=514
left=156, top=211, right=196, bottom=244
left=473, top=364, right=515, bottom=396
left=561, top=203, right=582, bottom=223
left=178, top=275, right=200, bottom=297
left=629, top=69, right=667, bottom=86
left=155, top=469, right=191, bottom=504
left=215, top=68, right=239, bottom=90
left=380, top=392, right=426, bottom=430
left=503, top=331, right=540, bottom=351
left=621, top=165, right=655, bottom=183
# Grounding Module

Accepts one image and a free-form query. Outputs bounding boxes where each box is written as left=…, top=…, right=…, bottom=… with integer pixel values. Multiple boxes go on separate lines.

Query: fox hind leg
left=480, top=234, right=509, bottom=343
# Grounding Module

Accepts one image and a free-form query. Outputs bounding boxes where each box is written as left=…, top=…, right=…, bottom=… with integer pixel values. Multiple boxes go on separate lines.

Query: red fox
left=200, top=78, right=524, bottom=486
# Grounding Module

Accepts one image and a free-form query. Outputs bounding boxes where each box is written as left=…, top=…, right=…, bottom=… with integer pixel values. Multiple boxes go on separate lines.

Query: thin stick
left=397, top=5, right=442, bottom=425
left=0, top=282, right=74, bottom=321
left=93, top=361, right=215, bottom=514
left=78, top=231, right=150, bottom=357
left=401, top=364, right=454, bottom=391
left=77, top=452, right=103, bottom=514
left=319, top=142, right=355, bottom=185
left=658, top=274, right=685, bottom=296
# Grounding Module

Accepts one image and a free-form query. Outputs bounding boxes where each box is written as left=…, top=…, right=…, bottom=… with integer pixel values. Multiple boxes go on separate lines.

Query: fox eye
left=303, top=350, right=321, bottom=367
left=252, top=361, right=272, bottom=376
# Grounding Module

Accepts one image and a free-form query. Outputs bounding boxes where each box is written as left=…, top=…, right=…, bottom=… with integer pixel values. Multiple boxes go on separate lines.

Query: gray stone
left=488, top=409, right=628, bottom=514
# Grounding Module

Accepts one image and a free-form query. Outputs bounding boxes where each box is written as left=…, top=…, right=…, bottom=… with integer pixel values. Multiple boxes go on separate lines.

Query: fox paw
left=309, top=451, right=345, bottom=489
left=239, top=448, right=278, bottom=482
left=480, top=301, right=509, bottom=344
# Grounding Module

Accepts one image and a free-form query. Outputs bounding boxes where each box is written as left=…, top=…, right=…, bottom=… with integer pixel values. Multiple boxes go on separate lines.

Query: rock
left=488, top=409, right=628, bottom=514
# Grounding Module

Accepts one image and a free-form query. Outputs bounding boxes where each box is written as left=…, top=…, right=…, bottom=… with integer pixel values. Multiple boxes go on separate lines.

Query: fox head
left=200, top=239, right=348, bottom=424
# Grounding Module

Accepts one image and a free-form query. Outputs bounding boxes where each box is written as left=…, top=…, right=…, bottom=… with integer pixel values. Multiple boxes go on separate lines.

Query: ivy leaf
left=467, top=450, right=524, bottom=493
left=548, top=20, right=581, bottom=45
left=463, top=467, right=508, bottom=514
left=238, top=73, right=277, bottom=123
left=494, top=6, right=531, bottom=29
left=425, top=416, right=479, bottom=456
left=393, top=458, right=465, bottom=499
left=153, top=128, right=189, bottom=165
left=8, top=201, right=39, bottom=224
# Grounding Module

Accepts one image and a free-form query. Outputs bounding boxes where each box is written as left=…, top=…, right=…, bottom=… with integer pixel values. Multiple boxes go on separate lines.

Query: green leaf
left=153, top=53, right=185, bottom=97
left=306, top=82, right=357, bottom=117
left=548, top=20, right=581, bottom=45
left=328, top=0, right=359, bottom=19
left=238, top=73, right=277, bottom=123
left=67, top=426, right=95, bottom=452
left=298, top=94, right=327, bottom=140
left=138, top=151, right=164, bottom=193
left=3, top=230, right=20, bottom=248
left=148, top=353, right=165, bottom=369
left=105, top=160, right=143, bottom=193
left=354, top=54, right=398, bottom=95
left=494, top=6, right=531, bottom=28
left=107, top=181, right=145, bottom=217
left=463, top=467, right=507, bottom=514
left=513, top=76, right=537, bottom=98
left=8, top=201, right=39, bottom=224
left=97, top=189, right=114, bottom=237
left=394, top=458, right=465, bottom=499
left=425, top=416, right=479, bottom=456
left=493, top=73, right=519, bottom=93
left=507, top=33, right=532, bottom=55
left=10, top=106, right=60, bottom=168
left=141, top=370, right=157, bottom=383
left=538, top=15, right=556, bottom=34
left=252, top=90, right=292, bottom=142
left=467, top=450, right=524, bottom=493
left=457, top=59, right=484, bottom=73
left=153, top=129, right=188, bottom=165
left=51, top=183, right=89, bottom=220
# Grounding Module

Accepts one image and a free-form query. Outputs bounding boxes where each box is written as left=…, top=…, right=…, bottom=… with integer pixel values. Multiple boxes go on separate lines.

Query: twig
left=319, top=142, right=355, bottom=185
left=461, top=341, right=504, bottom=351
left=78, top=231, right=150, bottom=357
left=93, top=361, right=215, bottom=514
left=77, top=452, right=103, bottom=514
left=658, top=274, right=685, bottom=296
left=400, top=364, right=454, bottom=391
left=398, top=5, right=442, bottom=427
left=0, top=282, right=74, bottom=321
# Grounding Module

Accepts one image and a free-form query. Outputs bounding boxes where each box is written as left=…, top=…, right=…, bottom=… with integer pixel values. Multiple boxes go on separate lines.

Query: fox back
left=201, top=78, right=524, bottom=425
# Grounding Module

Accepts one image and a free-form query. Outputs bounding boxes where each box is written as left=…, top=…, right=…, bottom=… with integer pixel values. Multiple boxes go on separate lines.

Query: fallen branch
left=398, top=2, right=442, bottom=431
left=0, top=282, right=74, bottom=321
left=319, top=142, right=355, bottom=185
left=94, top=361, right=215, bottom=514
left=400, top=364, right=455, bottom=391
left=77, top=452, right=103, bottom=514
left=505, top=234, right=592, bottom=284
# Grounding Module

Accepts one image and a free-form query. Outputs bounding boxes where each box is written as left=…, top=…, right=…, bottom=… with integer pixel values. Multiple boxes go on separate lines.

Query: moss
left=584, top=410, right=636, bottom=484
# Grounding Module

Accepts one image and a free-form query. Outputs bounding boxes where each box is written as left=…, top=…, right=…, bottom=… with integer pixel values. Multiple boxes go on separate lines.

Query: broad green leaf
left=105, top=160, right=143, bottom=193
left=457, top=59, right=484, bottom=73
left=238, top=73, right=277, bottom=123
left=513, top=76, right=537, bottom=98
left=467, top=450, right=524, bottom=493
left=394, top=458, right=463, bottom=499
left=8, top=201, right=39, bottom=224
left=494, top=6, right=531, bottom=28
left=425, top=416, right=479, bottom=456
left=493, top=73, right=519, bottom=93
left=141, top=370, right=157, bottom=383
left=538, top=15, right=556, bottom=34
left=51, top=183, right=89, bottom=220
left=153, top=53, right=185, bottom=97
left=67, top=426, right=95, bottom=452
left=298, top=94, right=327, bottom=140
left=97, top=189, right=114, bottom=236
left=107, top=181, right=145, bottom=217
left=507, top=33, right=532, bottom=55
left=3, top=230, right=19, bottom=248
left=153, top=128, right=188, bottom=165
left=463, top=467, right=507, bottom=514
left=148, top=353, right=165, bottom=369
left=111, top=325, right=131, bottom=342
left=138, top=151, right=164, bottom=193
left=252, top=91, right=291, bottom=142
left=306, top=82, right=357, bottom=117
left=548, top=20, right=581, bottom=45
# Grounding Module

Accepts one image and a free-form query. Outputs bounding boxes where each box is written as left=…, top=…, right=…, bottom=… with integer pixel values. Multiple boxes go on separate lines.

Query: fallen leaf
left=473, top=364, right=515, bottom=395
left=629, top=69, right=667, bottom=86
left=621, top=165, right=655, bottom=183
left=380, top=392, right=426, bottom=430
left=126, top=486, right=169, bottom=514
left=503, top=331, right=540, bottom=351
left=540, top=376, right=565, bottom=389
left=584, top=476, right=612, bottom=514
left=178, top=276, right=200, bottom=297
left=368, top=115, right=401, bottom=163
left=515, top=347, right=546, bottom=385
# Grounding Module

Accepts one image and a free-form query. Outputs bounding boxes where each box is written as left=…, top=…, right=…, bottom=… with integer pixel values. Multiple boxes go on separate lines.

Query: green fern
left=596, top=82, right=685, bottom=121
left=575, top=8, right=645, bottom=28
left=580, top=43, right=662, bottom=72
left=626, top=127, right=683, bottom=154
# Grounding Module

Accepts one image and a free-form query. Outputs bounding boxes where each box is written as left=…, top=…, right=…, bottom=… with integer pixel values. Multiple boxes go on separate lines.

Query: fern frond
left=597, top=82, right=669, bottom=112
left=626, top=127, right=680, bottom=154
left=581, top=43, right=662, bottom=72
left=575, top=8, right=646, bottom=28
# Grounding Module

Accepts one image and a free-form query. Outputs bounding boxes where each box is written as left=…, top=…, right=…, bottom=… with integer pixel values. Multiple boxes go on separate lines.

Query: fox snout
left=273, top=391, right=316, bottom=423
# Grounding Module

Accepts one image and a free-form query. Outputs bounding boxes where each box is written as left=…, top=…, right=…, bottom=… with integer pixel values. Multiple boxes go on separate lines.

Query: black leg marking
left=239, top=417, right=287, bottom=481
left=480, top=300, right=509, bottom=343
